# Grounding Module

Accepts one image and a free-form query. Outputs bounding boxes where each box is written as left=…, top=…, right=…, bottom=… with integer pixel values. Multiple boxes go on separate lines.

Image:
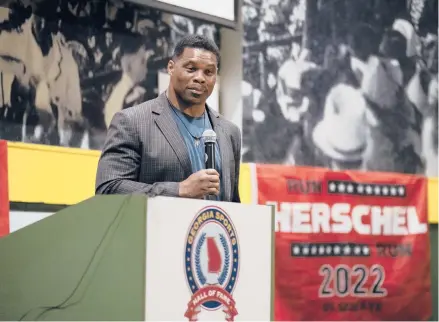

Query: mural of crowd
left=0, top=0, right=219, bottom=150
left=241, top=0, right=438, bottom=177
left=1, top=0, right=437, bottom=177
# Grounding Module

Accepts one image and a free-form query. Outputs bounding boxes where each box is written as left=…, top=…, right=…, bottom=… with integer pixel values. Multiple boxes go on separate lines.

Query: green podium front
left=0, top=195, right=274, bottom=321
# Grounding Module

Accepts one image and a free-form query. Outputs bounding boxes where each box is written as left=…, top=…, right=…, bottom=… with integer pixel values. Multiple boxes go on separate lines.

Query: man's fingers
left=208, top=187, right=220, bottom=195
left=205, top=169, right=219, bottom=176
left=207, top=174, right=220, bottom=182
left=208, top=181, right=220, bottom=189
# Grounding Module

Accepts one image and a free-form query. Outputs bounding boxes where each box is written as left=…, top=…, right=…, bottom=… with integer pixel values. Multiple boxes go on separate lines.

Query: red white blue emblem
left=184, top=206, right=240, bottom=321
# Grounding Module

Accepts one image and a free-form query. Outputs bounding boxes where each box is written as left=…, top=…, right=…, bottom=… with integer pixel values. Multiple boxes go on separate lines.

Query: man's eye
left=205, top=70, right=214, bottom=76
left=187, top=67, right=196, bottom=72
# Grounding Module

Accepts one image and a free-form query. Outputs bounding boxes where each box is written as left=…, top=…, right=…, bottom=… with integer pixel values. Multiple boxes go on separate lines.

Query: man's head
left=167, top=34, right=220, bottom=106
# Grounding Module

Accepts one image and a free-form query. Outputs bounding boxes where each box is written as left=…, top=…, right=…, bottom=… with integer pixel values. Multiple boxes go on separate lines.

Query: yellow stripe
left=8, top=142, right=99, bottom=205
left=238, top=163, right=252, bottom=204
left=428, top=177, right=438, bottom=224
left=7, top=142, right=256, bottom=206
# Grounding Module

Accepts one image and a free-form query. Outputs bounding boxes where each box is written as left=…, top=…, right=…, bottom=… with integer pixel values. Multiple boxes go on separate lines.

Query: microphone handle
left=205, top=142, right=215, bottom=169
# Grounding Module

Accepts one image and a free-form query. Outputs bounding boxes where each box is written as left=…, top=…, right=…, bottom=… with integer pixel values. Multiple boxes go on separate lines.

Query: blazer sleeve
left=95, top=110, right=180, bottom=197
left=231, top=125, right=242, bottom=203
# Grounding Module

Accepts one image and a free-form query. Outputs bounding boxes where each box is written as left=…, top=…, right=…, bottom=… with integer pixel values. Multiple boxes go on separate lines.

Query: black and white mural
left=242, top=0, right=438, bottom=177
left=0, top=0, right=220, bottom=150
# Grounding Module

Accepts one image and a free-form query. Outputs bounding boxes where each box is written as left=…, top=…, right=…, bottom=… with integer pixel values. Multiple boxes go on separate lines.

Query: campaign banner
left=0, top=141, right=9, bottom=237
left=256, top=164, right=432, bottom=321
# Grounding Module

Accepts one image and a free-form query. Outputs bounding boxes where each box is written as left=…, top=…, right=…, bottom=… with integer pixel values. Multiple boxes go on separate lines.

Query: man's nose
left=193, top=70, right=206, bottom=83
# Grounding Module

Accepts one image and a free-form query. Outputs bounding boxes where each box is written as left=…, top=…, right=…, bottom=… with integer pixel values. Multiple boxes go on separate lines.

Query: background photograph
left=241, top=0, right=438, bottom=177
left=0, top=0, right=220, bottom=150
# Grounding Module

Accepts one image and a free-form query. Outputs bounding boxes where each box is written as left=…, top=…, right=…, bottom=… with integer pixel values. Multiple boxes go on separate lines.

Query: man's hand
left=179, top=169, right=220, bottom=199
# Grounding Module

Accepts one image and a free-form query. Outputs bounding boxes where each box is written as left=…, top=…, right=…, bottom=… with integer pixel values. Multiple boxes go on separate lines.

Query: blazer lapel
left=153, top=93, right=192, bottom=177
left=209, top=109, right=232, bottom=202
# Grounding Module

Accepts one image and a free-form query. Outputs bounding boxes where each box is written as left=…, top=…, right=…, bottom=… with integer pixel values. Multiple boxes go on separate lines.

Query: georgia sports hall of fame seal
left=184, top=205, right=240, bottom=321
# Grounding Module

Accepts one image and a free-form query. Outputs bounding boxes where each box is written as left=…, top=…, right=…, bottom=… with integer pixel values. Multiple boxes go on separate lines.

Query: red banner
left=256, top=164, right=432, bottom=321
left=0, top=141, right=9, bottom=237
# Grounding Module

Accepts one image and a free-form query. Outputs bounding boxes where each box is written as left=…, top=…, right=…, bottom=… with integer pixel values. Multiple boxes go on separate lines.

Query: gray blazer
left=95, top=92, right=242, bottom=203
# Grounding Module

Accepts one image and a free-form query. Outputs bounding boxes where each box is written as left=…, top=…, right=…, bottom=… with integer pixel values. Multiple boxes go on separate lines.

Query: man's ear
left=167, top=60, right=175, bottom=75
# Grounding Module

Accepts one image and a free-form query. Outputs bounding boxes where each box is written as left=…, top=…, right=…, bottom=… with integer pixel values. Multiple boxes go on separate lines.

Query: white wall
left=219, top=26, right=243, bottom=132
left=9, top=211, right=53, bottom=233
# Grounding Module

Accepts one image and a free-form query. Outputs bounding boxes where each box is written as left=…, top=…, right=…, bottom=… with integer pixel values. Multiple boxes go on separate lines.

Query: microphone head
left=202, top=129, right=217, bottom=143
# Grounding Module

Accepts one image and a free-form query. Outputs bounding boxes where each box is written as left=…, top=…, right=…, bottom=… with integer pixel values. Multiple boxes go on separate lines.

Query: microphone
left=202, top=129, right=216, bottom=169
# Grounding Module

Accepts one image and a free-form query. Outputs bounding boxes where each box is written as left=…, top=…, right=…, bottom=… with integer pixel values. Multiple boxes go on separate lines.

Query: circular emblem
left=184, top=206, right=240, bottom=319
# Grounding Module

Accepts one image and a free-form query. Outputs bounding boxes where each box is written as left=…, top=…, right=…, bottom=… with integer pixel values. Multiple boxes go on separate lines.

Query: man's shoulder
left=117, top=95, right=164, bottom=120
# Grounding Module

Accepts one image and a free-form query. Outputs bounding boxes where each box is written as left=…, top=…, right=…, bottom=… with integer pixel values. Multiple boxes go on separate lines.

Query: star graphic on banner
left=343, top=245, right=351, bottom=255
left=311, top=246, right=317, bottom=255
left=362, top=246, right=370, bottom=255
left=398, top=186, right=405, bottom=196
left=347, top=184, right=354, bottom=193
left=354, top=246, right=362, bottom=255
left=382, top=186, right=389, bottom=195
left=302, top=246, right=309, bottom=255
left=374, top=185, right=381, bottom=195
left=357, top=184, right=364, bottom=194
left=326, top=246, right=332, bottom=254
left=338, top=183, right=346, bottom=193
left=329, top=182, right=337, bottom=192
left=334, top=245, right=341, bottom=255
left=366, top=185, right=373, bottom=195
left=391, top=186, right=397, bottom=196
left=319, top=246, right=325, bottom=255
left=293, top=245, right=301, bottom=255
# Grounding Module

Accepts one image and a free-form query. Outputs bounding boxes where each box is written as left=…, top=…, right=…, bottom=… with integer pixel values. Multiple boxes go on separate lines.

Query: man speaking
left=95, top=35, right=241, bottom=202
